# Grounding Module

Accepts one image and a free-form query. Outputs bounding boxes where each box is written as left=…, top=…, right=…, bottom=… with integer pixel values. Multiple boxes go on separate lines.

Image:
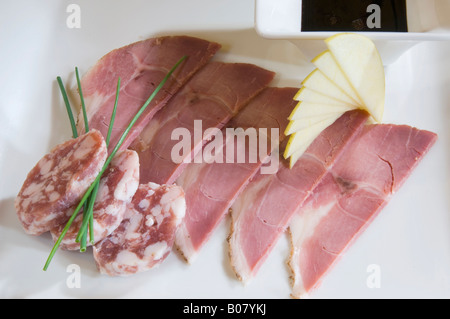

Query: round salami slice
left=51, top=149, right=140, bottom=250
left=93, top=182, right=186, bottom=276
left=15, top=129, right=107, bottom=235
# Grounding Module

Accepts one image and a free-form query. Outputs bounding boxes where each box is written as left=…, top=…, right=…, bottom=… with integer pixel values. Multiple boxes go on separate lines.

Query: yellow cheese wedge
left=294, top=87, right=353, bottom=106
left=301, top=69, right=360, bottom=107
left=312, top=50, right=364, bottom=106
left=285, top=115, right=341, bottom=168
left=285, top=33, right=385, bottom=168
left=325, top=33, right=385, bottom=122
left=288, top=101, right=354, bottom=121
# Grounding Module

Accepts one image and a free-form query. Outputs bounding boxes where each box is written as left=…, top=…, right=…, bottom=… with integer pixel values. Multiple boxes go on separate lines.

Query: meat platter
left=1, top=0, right=449, bottom=299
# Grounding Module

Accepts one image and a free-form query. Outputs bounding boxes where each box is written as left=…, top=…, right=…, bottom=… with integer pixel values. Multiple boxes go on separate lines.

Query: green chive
left=106, top=77, right=121, bottom=146
left=59, top=72, right=88, bottom=250
left=76, top=77, right=121, bottom=248
left=87, top=184, right=98, bottom=245
left=75, top=67, right=89, bottom=133
left=79, top=212, right=88, bottom=252
left=75, top=67, right=90, bottom=251
left=88, top=210, right=95, bottom=245
left=43, top=55, right=187, bottom=271
left=57, top=76, right=78, bottom=139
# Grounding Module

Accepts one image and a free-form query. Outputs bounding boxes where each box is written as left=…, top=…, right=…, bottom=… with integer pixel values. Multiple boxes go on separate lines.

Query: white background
left=0, top=0, right=449, bottom=299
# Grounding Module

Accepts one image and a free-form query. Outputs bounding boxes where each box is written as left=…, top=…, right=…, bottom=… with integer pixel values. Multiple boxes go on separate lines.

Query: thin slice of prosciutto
left=228, top=110, right=370, bottom=283
left=175, top=87, right=298, bottom=263
left=129, top=62, right=275, bottom=185
left=78, top=36, right=221, bottom=152
left=288, top=124, right=437, bottom=298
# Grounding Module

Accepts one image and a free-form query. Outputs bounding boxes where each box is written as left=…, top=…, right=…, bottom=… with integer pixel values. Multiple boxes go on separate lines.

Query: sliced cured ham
left=15, top=130, right=107, bottom=235
left=228, top=110, right=370, bottom=283
left=93, top=182, right=186, bottom=276
left=288, top=124, right=437, bottom=298
left=50, top=149, right=140, bottom=250
left=129, top=62, right=275, bottom=185
left=175, top=87, right=298, bottom=263
left=78, top=36, right=221, bottom=152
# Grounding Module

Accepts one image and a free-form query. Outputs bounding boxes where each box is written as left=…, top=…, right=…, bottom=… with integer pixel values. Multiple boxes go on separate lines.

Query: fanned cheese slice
left=312, top=50, right=364, bottom=106
left=285, top=33, right=385, bottom=168
left=325, top=33, right=385, bottom=122
left=294, top=87, right=353, bottom=105
left=288, top=101, right=354, bottom=121
left=301, top=69, right=360, bottom=107
left=284, top=115, right=340, bottom=166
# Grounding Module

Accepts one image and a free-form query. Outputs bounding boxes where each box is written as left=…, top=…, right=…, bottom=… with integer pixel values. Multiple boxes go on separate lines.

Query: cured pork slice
left=129, top=62, right=275, bottom=185
left=93, top=182, right=186, bottom=276
left=288, top=124, right=437, bottom=298
left=175, top=87, right=298, bottom=263
left=228, top=110, right=370, bottom=283
left=15, top=130, right=107, bottom=235
left=50, top=150, right=140, bottom=250
left=78, top=36, right=221, bottom=152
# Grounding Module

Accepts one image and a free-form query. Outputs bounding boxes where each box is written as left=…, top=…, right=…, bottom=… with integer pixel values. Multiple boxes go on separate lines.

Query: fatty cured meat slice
left=50, top=150, right=140, bottom=250
left=79, top=36, right=220, bottom=152
left=288, top=124, right=437, bottom=298
left=288, top=125, right=437, bottom=298
left=78, top=36, right=221, bottom=152
left=228, top=110, right=370, bottom=283
left=15, top=130, right=107, bottom=235
left=130, top=62, right=275, bottom=185
left=129, top=62, right=275, bottom=185
left=93, top=182, right=186, bottom=276
left=175, top=87, right=298, bottom=263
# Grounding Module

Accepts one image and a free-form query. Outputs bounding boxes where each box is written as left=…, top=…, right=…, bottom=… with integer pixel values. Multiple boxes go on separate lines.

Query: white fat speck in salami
left=93, top=182, right=186, bottom=276
left=15, top=130, right=107, bottom=235
left=50, top=150, right=140, bottom=250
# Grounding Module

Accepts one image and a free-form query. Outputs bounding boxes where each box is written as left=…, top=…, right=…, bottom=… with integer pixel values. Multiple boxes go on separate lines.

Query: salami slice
left=15, top=130, right=107, bottom=235
left=93, top=182, right=186, bottom=276
left=50, top=150, right=140, bottom=250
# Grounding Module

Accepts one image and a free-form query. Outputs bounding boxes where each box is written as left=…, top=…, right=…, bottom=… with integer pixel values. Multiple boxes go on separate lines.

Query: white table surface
left=0, top=0, right=449, bottom=299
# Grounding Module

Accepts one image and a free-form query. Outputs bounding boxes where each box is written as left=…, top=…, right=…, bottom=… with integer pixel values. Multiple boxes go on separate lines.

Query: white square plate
left=0, top=0, right=449, bottom=299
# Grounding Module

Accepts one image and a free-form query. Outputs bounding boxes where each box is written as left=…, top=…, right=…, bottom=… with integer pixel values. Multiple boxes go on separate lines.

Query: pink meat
left=288, top=124, right=437, bottom=298
left=228, top=110, right=370, bottom=283
left=78, top=36, right=221, bottom=152
left=15, top=130, right=107, bottom=235
left=93, top=182, right=186, bottom=276
left=175, top=87, right=298, bottom=263
left=50, top=150, right=140, bottom=250
left=129, top=62, right=275, bottom=185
